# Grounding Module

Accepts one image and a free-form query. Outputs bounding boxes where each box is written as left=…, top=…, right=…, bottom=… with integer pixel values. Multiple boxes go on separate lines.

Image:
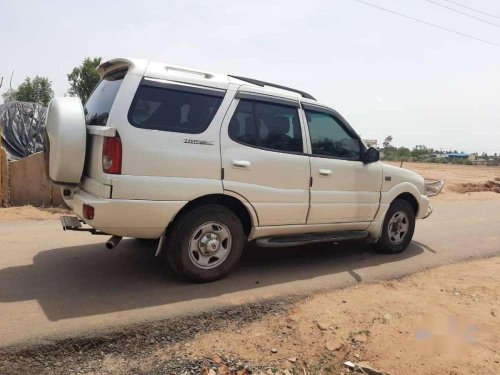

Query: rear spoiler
left=97, top=58, right=148, bottom=79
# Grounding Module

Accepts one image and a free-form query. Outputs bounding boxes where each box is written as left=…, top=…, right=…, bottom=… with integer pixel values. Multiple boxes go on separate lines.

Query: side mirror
left=363, top=147, right=380, bottom=164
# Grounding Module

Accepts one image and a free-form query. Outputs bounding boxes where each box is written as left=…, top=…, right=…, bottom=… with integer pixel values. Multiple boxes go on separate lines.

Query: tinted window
left=85, top=69, right=126, bottom=126
left=229, top=99, right=303, bottom=153
left=128, top=84, right=223, bottom=134
left=305, top=110, right=360, bottom=160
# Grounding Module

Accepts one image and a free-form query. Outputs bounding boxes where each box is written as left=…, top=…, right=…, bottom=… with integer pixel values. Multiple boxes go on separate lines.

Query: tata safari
left=45, top=58, right=438, bottom=282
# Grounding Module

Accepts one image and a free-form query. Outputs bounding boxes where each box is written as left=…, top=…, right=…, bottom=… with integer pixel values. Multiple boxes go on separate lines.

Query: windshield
left=84, top=68, right=127, bottom=125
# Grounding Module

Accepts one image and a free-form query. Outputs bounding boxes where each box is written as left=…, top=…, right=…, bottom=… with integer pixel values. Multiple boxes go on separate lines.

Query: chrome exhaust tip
left=106, top=235, right=123, bottom=249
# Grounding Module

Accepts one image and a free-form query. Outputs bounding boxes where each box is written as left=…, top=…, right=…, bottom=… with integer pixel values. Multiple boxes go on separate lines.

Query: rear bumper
left=64, top=188, right=186, bottom=238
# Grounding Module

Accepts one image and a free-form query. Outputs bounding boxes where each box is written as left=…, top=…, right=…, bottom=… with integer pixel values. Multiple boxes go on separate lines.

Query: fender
left=223, top=189, right=260, bottom=228
left=367, top=182, right=422, bottom=240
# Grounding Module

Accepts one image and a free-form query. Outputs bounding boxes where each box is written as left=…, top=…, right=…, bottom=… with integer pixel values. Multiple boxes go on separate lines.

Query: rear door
left=82, top=68, right=128, bottom=197
left=303, top=104, right=382, bottom=224
left=220, top=92, right=310, bottom=226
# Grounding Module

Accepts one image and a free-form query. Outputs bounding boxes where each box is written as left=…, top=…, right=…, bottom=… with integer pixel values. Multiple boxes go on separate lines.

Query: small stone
left=288, top=357, right=297, bottom=363
left=383, top=313, right=392, bottom=322
left=271, top=348, right=278, bottom=353
left=213, top=354, right=222, bottom=364
left=317, top=321, right=329, bottom=331
left=325, top=341, right=342, bottom=351
left=353, top=333, right=368, bottom=343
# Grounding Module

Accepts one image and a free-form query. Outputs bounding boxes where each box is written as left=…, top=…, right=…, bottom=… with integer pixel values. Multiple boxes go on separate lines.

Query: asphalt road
left=0, top=199, right=499, bottom=347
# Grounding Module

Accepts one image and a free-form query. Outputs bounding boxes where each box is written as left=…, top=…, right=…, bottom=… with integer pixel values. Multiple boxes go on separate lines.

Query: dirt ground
left=147, top=256, right=499, bottom=375
left=1, top=256, right=498, bottom=375
left=0, top=205, right=68, bottom=221
left=386, top=161, right=500, bottom=201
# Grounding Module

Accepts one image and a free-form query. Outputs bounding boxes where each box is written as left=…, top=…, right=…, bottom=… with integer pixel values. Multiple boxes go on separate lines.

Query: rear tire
left=162, top=204, right=244, bottom=282
left=374, top=198, right=415, bottom=254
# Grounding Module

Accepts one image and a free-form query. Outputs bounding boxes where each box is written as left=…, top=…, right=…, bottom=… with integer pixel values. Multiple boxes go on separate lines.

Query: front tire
left=163, top=204, right=244, bottom=282
left=374, top=199, right=415, bottom=254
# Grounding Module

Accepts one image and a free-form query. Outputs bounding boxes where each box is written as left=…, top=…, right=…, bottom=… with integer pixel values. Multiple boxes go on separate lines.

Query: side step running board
left=255, top=230, right=368, bottom=248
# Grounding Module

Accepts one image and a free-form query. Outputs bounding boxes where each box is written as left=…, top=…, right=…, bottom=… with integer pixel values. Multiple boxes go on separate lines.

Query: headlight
left=424, top=180, right=445, bottom=197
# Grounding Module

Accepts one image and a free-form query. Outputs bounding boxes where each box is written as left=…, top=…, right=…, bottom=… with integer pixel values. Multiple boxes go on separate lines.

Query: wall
left=0, top=147, right=7, bottom=206
left=5, top=152, right=64, bottom=207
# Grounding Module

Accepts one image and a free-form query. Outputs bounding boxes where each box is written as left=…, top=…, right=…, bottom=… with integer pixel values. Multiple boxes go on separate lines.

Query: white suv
left=45, top=57, right=433, bottom=282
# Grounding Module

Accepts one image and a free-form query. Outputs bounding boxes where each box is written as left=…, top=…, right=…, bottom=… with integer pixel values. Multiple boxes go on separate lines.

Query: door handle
left=318, top=168, right=332, bottom=176
left=233, top=160, right=251, bottom=168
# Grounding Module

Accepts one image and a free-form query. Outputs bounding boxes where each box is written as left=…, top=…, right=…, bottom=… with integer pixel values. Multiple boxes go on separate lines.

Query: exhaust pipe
left=106, top=235, right=122, bottom=249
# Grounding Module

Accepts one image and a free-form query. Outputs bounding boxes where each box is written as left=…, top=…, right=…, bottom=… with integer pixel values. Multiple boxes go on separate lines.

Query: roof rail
left=228, top=75, right=316, bottom=100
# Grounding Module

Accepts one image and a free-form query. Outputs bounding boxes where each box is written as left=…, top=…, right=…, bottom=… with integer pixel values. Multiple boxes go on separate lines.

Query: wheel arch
left=166, top=193, right=256, bottom=237
left=393, top=192, right=419, bottom=216
left=368, top=183, right=422, bottom=240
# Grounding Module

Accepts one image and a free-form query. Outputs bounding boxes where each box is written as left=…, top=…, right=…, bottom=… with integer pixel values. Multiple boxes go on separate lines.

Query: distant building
left=363, top=139, right=378, bottom=148
left=446, top=152, right=470, bottom=160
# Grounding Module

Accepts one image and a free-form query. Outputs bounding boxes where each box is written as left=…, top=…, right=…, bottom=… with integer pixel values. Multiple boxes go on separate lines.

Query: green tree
left=397, top=147, right=411, bottom=158
left=1, top=89, right=16, bottom=103
left=382, top=135, right=393, bottom=149
left=67, top=57, right=102, bottom=103
left=411, top=145, right=433, bottom=158
left=2, top=76, right=54, bottom=106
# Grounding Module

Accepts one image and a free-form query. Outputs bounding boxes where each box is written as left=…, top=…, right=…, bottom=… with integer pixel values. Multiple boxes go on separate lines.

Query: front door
left=220, top=93, right=310, bottom=226
left=303, top=106, right=382, bottom=224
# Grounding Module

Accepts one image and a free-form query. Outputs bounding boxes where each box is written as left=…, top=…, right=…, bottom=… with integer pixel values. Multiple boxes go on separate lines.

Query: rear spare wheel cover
left=45, top=97, right=86, bottom=184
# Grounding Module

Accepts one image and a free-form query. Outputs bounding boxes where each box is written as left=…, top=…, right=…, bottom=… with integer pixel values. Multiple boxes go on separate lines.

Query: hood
left=381, top=163, right=425, bottom=194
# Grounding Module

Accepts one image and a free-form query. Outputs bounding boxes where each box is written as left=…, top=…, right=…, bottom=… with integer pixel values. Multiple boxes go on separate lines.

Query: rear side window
left=228, top=99, right=303, bottom=153
left=85, top=69, right=127, bottom=126
left=128, top=83, right=223, bottom=134
left=305, top=110, right=361, bottom=160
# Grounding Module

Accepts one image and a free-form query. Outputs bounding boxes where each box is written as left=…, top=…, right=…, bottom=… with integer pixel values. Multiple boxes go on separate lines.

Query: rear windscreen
left=84, top=68, right=127, bottom=126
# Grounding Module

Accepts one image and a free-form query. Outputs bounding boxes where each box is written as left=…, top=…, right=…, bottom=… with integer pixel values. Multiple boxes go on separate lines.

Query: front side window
left=128, top=84, right=223, bottom=134
left=85, top=69, right=127, bottom=126
left=305, top=110, right=361, bottom=160
left=228, top=99, right=303, bottom=153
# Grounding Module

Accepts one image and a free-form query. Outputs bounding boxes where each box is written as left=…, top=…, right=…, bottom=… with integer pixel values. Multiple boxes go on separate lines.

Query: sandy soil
left=163, top=256, right=499, bottom=375
left=385, top=161, right=500, bottom=201
left=0, top=205, right=68, bottom=221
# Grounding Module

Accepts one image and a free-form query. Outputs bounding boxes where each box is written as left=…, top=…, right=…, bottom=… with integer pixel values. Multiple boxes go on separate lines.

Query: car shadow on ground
left=0, top=238, right=426, bottom=321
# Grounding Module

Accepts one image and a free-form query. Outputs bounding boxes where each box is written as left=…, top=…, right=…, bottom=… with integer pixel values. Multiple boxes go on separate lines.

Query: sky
left=1, top=0, right=499, bottom=153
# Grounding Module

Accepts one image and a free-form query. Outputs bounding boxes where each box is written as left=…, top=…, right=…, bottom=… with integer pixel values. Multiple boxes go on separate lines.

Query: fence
left=0, top=150, right=64, bottom=207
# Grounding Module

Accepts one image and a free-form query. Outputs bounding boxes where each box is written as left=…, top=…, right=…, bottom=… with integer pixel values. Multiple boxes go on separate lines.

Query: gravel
left=0, top=297, right=302, bottom=375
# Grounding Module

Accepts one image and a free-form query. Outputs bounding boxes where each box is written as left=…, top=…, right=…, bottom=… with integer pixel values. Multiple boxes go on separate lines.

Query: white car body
left=48, top=57, right=431, bottom=248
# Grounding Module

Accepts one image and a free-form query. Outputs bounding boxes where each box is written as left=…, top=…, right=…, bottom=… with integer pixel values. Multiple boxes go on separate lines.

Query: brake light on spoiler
left=102, top=135, right=122, bottom=174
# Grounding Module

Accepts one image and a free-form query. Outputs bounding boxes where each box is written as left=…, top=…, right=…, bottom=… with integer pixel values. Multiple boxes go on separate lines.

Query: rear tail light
left=102, top=135, right=122, bottom=174
left=83, top=204, right=95, bottom=220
